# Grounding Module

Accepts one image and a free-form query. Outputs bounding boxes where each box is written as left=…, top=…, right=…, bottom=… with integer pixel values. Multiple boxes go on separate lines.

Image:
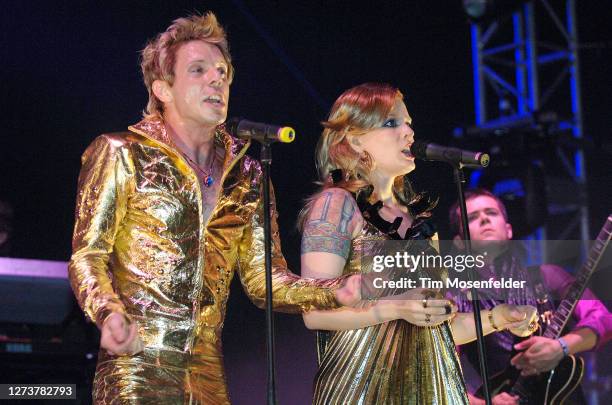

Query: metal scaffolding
left=467, top=0, right=598, bottom=402
left=468, top=0, right=589, bottom=253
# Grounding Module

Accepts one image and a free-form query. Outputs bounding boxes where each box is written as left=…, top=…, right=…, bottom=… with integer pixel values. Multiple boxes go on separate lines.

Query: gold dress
left=314, top=218, right=469, bottom=405
left=68, top=117, right=344, bottom=404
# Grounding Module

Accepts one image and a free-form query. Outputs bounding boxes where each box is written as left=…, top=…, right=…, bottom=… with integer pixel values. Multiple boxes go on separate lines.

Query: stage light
left=463, top=0, right=488, bottom=19
left=462, top=0, right=525, bottom=21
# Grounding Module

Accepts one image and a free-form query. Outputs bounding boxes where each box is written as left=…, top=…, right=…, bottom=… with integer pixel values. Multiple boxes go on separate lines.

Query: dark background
left=1, top=1, right=610, bottom=404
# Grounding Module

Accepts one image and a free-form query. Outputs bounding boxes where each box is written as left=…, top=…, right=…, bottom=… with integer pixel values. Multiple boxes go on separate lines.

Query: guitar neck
left=542, top=216, right=612, bottom=339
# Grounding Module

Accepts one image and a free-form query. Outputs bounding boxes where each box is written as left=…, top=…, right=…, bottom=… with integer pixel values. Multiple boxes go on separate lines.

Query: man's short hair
left=448, top=188, right=509, bottom=237
left=140, top=12, right=234, bottom=118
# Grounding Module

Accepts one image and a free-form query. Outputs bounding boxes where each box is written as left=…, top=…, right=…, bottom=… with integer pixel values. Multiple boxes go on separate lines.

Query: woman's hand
left=385, top=288, right=457, bottom=327
left=492, top=304, right=538, bottom=337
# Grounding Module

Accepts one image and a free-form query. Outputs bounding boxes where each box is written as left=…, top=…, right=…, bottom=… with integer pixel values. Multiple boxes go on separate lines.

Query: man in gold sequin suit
left=68, top=13, right=357, bottom=404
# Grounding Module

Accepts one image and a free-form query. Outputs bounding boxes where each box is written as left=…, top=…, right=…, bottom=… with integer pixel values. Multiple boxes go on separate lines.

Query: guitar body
left=543, top=355, right=584, bottom=405
left=477, top=355, right=585, bottom=404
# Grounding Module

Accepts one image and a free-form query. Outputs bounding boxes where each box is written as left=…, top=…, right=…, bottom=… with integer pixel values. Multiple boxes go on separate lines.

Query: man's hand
left=510, top=336, right=564, bottom=376
left=100, top=312, right=144, bottom=356
left=335, top=274, right=362, bottom=307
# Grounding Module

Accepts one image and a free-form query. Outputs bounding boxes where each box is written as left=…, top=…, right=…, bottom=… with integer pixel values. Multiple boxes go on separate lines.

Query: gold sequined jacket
left=68, top=117, right=341, bottom=403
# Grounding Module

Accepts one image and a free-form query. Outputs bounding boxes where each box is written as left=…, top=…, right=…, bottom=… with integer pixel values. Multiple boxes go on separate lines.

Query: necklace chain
left=182, top=149, right=216, bottom=187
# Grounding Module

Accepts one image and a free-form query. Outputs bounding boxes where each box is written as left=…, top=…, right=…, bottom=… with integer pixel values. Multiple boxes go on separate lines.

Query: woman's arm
left=237, top=184, right=359, bottom=313
left=302, top=188, right=454, bottom=330
left=451, top=304, right=538, bottom=345
left=302, top=251, right=408, bottom=330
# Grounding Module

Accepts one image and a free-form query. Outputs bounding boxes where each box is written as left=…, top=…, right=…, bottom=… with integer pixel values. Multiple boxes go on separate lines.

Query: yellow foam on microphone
left=479, top=153, right=490, bottom=167
left=278, top=127, right=296, bottom=143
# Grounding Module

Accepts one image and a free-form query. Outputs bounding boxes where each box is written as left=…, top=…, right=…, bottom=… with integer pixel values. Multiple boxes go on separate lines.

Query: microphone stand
left=453, top=166, right=492, bottom=405
left=260, top=140, right=277, bottom=405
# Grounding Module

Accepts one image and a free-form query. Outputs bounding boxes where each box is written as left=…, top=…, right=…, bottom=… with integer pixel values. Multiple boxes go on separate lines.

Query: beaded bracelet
left=557, top=337, right=570, bottom=357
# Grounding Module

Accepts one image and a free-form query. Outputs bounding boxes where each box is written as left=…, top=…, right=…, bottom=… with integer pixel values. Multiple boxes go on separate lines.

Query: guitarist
left=448, top=188, right=611, bottom=405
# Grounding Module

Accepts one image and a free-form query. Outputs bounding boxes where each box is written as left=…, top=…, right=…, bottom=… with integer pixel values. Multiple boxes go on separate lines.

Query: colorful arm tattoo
left=301, top=191, right=358, bottom=260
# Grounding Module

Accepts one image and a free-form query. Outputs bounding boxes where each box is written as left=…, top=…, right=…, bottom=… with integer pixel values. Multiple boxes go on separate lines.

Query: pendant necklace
left=183, top=150, right=216, bottom=187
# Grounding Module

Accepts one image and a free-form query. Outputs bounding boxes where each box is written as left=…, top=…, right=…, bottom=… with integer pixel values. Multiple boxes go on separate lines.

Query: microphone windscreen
left=410, top=140, right=430, bottom=159
left=225, top=117, right=242, bottom=135
left=277, top=127, right=295, bottom=143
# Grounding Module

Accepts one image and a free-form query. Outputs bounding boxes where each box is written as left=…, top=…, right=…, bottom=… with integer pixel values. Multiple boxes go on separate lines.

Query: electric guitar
left=477, top=215, right=612, bottom=404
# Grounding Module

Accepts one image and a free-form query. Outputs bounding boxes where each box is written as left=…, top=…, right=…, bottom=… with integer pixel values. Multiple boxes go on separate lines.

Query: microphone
left=226, top=118, right=296, bottom=144
left=411, top=140, right=490, bottom=168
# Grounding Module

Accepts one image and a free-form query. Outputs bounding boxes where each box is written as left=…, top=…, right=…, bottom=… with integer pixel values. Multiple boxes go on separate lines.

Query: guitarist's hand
left=469, top=392, right=519, bottom=405
left=511, top=336, right=564, bottom=376
left=492, top=392, right=520, bottom=405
